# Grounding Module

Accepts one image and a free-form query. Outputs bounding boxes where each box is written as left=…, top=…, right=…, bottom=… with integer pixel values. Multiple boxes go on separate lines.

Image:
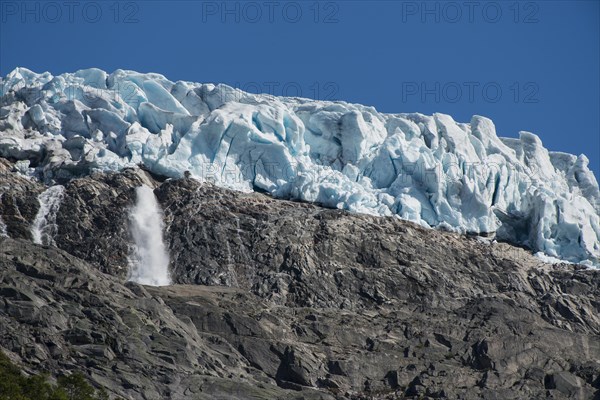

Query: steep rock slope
left=0, top=161, right=599, bottom=399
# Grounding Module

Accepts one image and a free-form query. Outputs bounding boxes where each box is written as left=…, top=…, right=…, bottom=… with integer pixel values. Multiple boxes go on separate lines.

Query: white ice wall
left=1, top=67, right=599, bottom=266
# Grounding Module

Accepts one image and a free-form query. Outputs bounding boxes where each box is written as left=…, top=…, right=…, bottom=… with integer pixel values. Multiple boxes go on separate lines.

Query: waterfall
left=0, top=216, right=7, bottom=238
left=0, top=194, right=7, bottom=238
left=31, top=185, right=65, bottom=245
left=128, top=185, right=171, bottom=286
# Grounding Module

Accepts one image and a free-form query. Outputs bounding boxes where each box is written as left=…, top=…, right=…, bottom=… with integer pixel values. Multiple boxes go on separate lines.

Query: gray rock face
left=0, top=158, right=43, bottom=240
left=0, top=238, right=333, bottom=400
left=53, top=167, right=159, bottom=277
left=0, top=160, right=599, bottom=399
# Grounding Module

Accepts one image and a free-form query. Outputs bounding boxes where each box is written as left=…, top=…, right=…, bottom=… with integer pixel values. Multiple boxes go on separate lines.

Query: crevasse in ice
left=1, top=67, right=598, bottom=266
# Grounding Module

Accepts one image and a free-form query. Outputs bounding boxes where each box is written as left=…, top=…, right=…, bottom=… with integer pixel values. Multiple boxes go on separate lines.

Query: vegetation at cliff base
left=0, top=352, right=109, bottom=400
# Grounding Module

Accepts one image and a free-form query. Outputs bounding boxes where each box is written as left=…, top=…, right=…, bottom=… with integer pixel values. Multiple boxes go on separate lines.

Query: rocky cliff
left=0, top=157, right=599, bottom=399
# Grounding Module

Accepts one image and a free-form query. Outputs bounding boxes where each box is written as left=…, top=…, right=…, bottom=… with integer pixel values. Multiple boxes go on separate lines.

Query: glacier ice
left=1, top=67, right=599, bottom=266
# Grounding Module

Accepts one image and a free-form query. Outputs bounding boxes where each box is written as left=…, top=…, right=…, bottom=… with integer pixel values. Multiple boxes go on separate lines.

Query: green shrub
left=0, top=352, right=109, bottom=400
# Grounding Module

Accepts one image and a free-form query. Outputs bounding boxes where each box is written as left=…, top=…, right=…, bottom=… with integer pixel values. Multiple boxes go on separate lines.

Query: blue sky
left=1, top=0, right=598, bottom=176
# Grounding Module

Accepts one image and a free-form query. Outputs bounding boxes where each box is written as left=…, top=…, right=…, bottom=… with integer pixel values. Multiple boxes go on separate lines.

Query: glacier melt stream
left=128, top=185, right=171, bottom=286
left=0, top=194, right=8, bottom=238
left=30, top=185, right=65, bottom=246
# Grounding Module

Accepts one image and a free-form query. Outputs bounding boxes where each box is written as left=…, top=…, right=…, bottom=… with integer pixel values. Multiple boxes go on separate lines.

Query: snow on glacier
left=0, top=67, right=599, bottom=266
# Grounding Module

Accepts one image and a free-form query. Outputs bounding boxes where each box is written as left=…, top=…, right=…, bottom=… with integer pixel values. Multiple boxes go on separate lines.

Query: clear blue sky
left=1, top=0, right=598, bottom=176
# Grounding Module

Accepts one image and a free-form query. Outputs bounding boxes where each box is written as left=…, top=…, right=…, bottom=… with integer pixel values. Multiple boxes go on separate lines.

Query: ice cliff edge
left=0, top=67, right=598, bottom=266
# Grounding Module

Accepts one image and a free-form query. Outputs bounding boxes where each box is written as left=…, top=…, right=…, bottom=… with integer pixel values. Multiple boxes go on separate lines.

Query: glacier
left=0, top=67, right=599, bottom=266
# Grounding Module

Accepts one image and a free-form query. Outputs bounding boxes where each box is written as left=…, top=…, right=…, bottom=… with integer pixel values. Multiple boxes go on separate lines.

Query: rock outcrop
left=0, top=158, right=599, bottom=399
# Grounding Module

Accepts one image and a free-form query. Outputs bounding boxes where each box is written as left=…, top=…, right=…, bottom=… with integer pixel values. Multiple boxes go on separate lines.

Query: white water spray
left=31, top=185, right=65, bottom=245
left=128, top=186, right=171, bottom=286
left=0, top=194, right=8, bottom=238
left=0, top=216, right=7, bottom=238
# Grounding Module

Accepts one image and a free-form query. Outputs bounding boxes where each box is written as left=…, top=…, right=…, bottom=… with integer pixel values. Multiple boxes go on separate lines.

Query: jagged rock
left=544, top=371, right=591, bottom=398
left=0, top=158, right=43, bottom=240
left=0, top=161, right=599, bottom=399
